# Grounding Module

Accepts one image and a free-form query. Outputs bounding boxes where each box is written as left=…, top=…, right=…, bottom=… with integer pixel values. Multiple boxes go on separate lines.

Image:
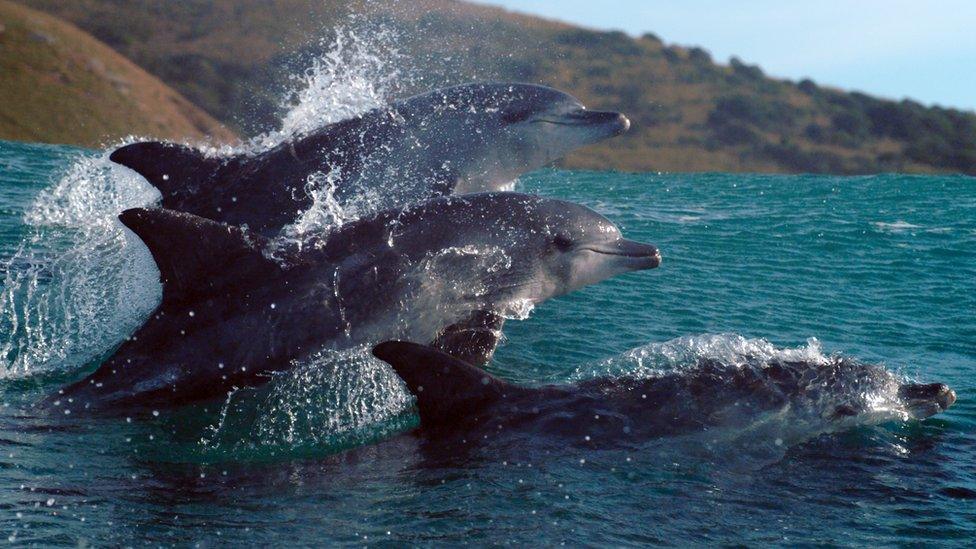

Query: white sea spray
left=0, top=153, right=161, bottom=378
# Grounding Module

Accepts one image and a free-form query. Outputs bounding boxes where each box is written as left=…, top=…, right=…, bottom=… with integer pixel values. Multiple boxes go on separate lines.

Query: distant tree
left=761, top=142, right=847, bottom=173
left=865, top=103, right=920, bottom=140
left=688, top=47, right=712, bottom=64
left=709, top=121, right=762, bottom=147
left=797, top=79, right=818, bottom=95
left=640, top=32, right=662, bottom=44
left=729, top=56, right=764, bottom=80
left=661, top=46, right=681, bottom=63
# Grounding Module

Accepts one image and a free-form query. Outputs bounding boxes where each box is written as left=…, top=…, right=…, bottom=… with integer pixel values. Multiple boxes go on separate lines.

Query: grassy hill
left=12, top=0, right=976, bottom=174
left=0, top=1, right=234, bottom=147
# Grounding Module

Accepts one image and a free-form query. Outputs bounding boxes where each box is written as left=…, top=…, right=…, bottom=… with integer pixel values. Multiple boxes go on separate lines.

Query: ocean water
left=0, top=139, right=974, bottom=545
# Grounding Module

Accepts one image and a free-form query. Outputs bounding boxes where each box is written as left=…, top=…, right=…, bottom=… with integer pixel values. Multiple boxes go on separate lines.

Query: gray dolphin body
left=109, top=83, right=630, bottom=235
left=46, top=193, right=660, bottom=413
left=372, top=342, right=956, bottom=446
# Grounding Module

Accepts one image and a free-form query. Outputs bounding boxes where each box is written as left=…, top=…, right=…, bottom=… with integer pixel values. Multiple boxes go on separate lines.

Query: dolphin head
left=395, top=83, right=630, bottom=193
left=533, top=199, right=661, bottom=297
left=789, top=359, right=958, bottom=425
left=897, top=382, right=956, bottom=419
left=387, top=193, right=659, bottom=313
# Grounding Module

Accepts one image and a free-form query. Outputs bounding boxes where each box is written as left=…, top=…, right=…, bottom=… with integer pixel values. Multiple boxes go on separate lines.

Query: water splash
left=281, top=168, right=355, bottom=242
left=247, top=25, right=406, bottom=153
left=0, top=153, right=162, bottom=378
left=587, top=333, right=830, bottom=378
left=196, top=347, right=415, bottom=456
left=258, top=23, right=411, bottom=238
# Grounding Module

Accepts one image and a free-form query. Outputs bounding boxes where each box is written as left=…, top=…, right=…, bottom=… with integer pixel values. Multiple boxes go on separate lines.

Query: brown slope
left=0, top=0, right=234, bottom=147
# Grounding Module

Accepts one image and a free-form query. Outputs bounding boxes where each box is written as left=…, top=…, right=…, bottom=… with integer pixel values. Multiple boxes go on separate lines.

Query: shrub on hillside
left=729, top=57, right=764, bottom=80
left=708, top=95, right=796, bottom=132
left=709, top=121, right=763, bottom=147
left=761, top=142, right=849, bottom=173
left=831, top=110, right=870, bottom=142
left=797, top=79, right=819, bottom=95
left=688, top=47, right=712, bottom=64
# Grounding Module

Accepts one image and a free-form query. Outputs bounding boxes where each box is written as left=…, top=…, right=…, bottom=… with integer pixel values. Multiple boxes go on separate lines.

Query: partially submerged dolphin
left=372, top=341, right=956, bottom=446
left=110, top=83, right=631, bottom=234
left=47, top=193, right=660, bottom=413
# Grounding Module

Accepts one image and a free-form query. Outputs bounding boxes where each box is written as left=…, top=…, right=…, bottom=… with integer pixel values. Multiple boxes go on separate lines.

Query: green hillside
left=0, top=1, right=234, bottom=147
left=13, top=0, right=976, bottom=174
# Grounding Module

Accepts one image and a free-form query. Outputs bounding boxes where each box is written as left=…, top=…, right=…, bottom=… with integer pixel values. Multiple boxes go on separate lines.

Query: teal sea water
left=1, top=139, right=974, bottom=545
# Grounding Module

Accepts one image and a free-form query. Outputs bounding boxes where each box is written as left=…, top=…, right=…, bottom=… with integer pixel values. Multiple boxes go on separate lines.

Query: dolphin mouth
left=535, top=109, right=631, bottom=135
left=583, top=239, right=661, bottom=269
left=898, top=382, right=956, bottom=419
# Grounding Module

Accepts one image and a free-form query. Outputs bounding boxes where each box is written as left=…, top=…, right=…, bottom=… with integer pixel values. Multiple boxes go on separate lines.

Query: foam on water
left=872, top=220, right=922, bottom=234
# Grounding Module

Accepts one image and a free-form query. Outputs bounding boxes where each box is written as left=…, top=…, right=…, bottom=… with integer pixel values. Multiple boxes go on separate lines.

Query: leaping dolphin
left=109, top=83, right=631, bottom=235
left=372, top=341, right=956, bottom=446
left=46, top=193, right=660, bottom=413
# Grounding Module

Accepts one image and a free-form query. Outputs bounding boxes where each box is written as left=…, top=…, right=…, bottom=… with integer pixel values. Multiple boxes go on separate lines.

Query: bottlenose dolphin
left=46, top=193, right=660, bottom=413
left=109, top=83, right=631, bottom=234
left=372, top=342, right=956, bottom=446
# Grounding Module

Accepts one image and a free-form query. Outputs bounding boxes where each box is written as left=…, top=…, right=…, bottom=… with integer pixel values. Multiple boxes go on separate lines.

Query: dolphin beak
left=898, top=382, right=956, bottom=419
left=584, top=239, right=661, bottom=269
left=537, top=109, right=631, bottom=136
left=581, top=110, right=631, bottom=136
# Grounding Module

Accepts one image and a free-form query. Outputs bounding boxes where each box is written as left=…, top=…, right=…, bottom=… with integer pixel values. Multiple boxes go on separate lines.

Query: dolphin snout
left=612, top=112, right=631, bottom=134
left=579, top=110, right=630, bottom=136
left=542, top=109, right=631, bottom=136
left=586, top=239, right=661, bottom=269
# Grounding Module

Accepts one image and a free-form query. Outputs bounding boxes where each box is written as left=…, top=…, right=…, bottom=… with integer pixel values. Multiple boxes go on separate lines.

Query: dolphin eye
left=553, top=234, right=573, bottom=251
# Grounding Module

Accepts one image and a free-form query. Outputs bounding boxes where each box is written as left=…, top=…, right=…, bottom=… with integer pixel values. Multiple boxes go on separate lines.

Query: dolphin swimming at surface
left=372, top=341, right=956, bottom=447
left=109, top=83, right=631, bottom=235
left=45, top=193, right=660, bottom=413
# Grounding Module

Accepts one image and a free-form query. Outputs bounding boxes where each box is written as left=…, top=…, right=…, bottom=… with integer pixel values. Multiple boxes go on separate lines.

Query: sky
left=479, top=1, right=976, bottom=112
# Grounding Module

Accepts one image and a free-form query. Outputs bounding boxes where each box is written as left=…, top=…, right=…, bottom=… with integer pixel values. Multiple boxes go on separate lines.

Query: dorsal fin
left=372, top=341, right=518, bottom=426
left=118, top=208, right=282, bottom=310
left=110, top=142, right=223, bottom=201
